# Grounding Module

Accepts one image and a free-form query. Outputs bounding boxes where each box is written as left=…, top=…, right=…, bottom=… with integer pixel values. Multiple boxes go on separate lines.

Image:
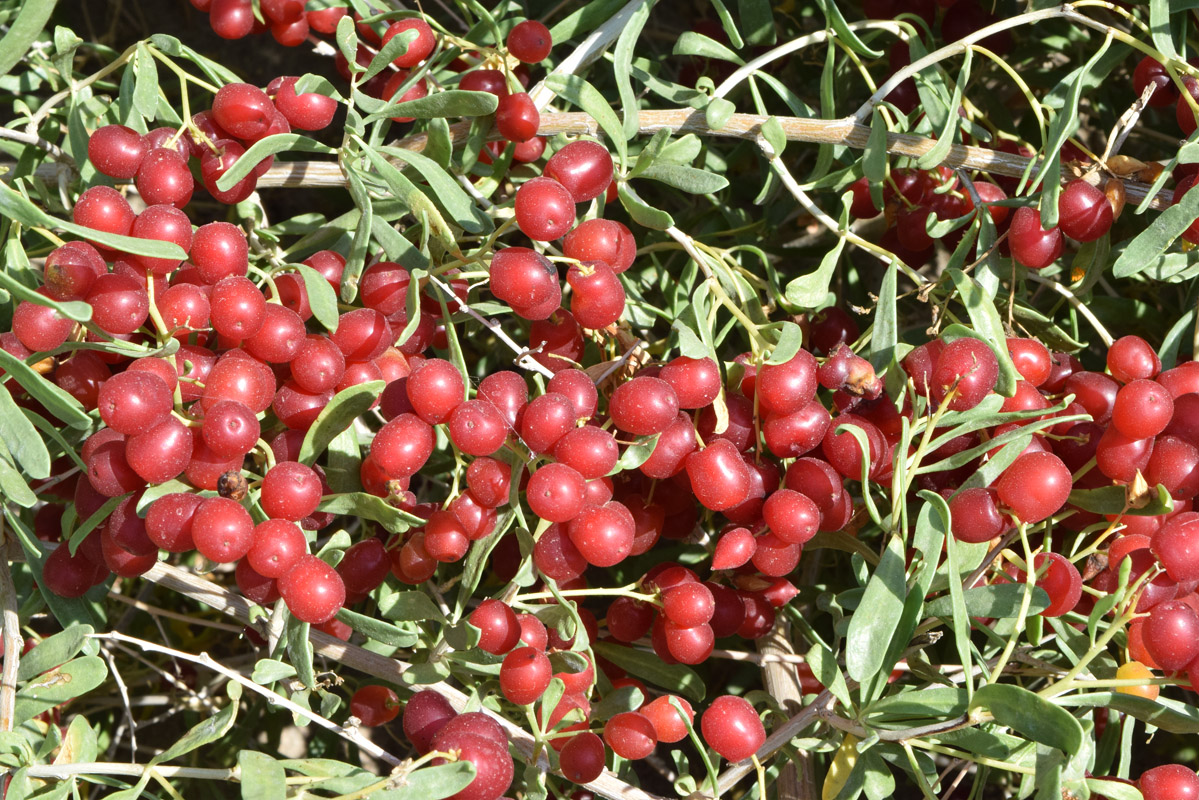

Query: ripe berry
left=545, top=140, right=613, bottom=203
left=403, top=690, right=456, bottom=753
left=382, top=18, right=436, bottom=68
left=931, top=338, right=998, bottom=411
left=247, top=518, right=307, bottom=578
left=278, top=554, right=346, bottom=624
left=192, top=497, right=254, bottom=563
left=567, top=261, right=624, bottom=329
left=371, top=413, right=435, bottom=478
left=350, top=685, right=399, bottom=726
left=701, top=695, right=765, bottom=763
left=1134, top=56, right=1180, bottom=107
left=559, top=732, right=606, bottom=784
left=89, top=125, right=148, bottom=179
left=756, top=350, right=818, bottom=416
left=609, top=376, right=680, bottom=436
left=1107, top=335, right=1160, bottom=383
left=500, top=647, right=552, bottom=705
left=210, top=276, right=267, bottom=339
left=1139, top=764, right=1199, bottom=800
left=604, top=711, right=656, bottom=760
left=1008, top=206, right=1063, bottom=269
left=212, top=83, right=275, bottom=139
left=1057, top=179, right=1113, bottom=242
left=496, top=92, right=540, bottom=143
left=996, top=451, right=1071, bottom=524
left=136, top=148, right=194, bottom=208
left=508, top=20, right=552, bottom=63
left=74, top=185, right=136, bottom=239
left=515, top=176, right=576, bottom=241
left=469, top=599, right=521, bottom=655
left=527, top=463, right=586, bottom=523
left=261, top=461, right=323, bottom=521
left=1142, top=600, right=1199, bottom=672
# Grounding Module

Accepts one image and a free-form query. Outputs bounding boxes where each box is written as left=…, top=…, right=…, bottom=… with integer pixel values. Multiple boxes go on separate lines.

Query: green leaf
left=317, top=493, right=422, bottom=533
left=672, top=32, right=743, bottom=64
left=916, top=48, right=970, bottom=171
left=68, top=494, right=128, bottom=556
left=706, top=97, right=736, bottom=131
left=0, top=386, right=49, bottom=479
left=15, top=657, right=107, bottom=725
left=766, top=321, right=805, bottom=365
left=372, top=90, right=499, bottom=122
left=1114, top=183, right=1199, bottom=277
left=814, top=0, right=880, bottom=57
left=1149, top=0, right=1179, bottom=60
left=636, top=164, right=729, bottom=194
left=610, top=434, right=661, bottom=474
left=376, top=762, right=477, bottom=800
left=614, top=1, right=652, bottom=141
left=1086, top=779, right=1144, bottom=800
left=336, top=607, right=416, bottom=647
left=291, top=264, right=340, bottom=332
left=239, top=751, right=286, bottom=800
left=132, top=44, right=158, bottom=120
left=970, top=684, right=1084, bottom=755
left=617, top=184, right=674, bottom=229
left=547, top=0, right=627, bottom=42
left=870, top=265, right=897, bottom=371
left=287, top=616, right=316, bottom=690
left=590, top=685, right=646, bottom=722
left=738, top=0, right=775, bottom=45
left=865, top=687, right=968, bottom=721
left=0, top=455, right=36, bottom=508
left=761, top=116, right=786, bottom=158
left=785, top=193, right=848, bottom=308
left=363, top=28, right=419, bottom=82
left=925, top=584, right=1050, bottom=619
left=216, top=134, right=337, bottom=191
left=544, top=74, right=627, bottom=165
left=17, top=626, right=94, bottom=681
left=592, top=642, right=705, bottom=702
left=250, top=659, right=297, bottom=684
left=1031, top=39, right=1112, bottom=195
left=0, top=0, right=60, bottom=76
left=1057, top=692, right=1199, bottom=734
left=154, top=683, right=240, bottom=764
left=357, top=141, right=456, bottom=251
left=845, top=534, right=907, bottom=684
left=379, top=146, right=489, bottom=234
left=806, top=642, right=852, bottom=707
left=1067, top=484, right=1173, bottom=517
left=378, top=589, right=446, bottom=623
left=299, top=380, right=384, bottom=465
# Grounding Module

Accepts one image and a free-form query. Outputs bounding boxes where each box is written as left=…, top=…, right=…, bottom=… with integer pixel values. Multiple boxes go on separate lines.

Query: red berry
left=1008, top=205, right=1063, bottom=269
left=507, top=20, right=552, bottom=63
left=700, top=695, right=765, bottom=762
left=279, top=554, right=346, bottom=624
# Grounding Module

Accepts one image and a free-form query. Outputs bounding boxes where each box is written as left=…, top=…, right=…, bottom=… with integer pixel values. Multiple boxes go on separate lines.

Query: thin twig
left=0, top=539, right=20, bottom=732
left=1024, top=271, right=1115, bottom=347
left=0, top=126, right=74, bottom=166
left=426, top=271, right=555, bottom=377
left=91, top=553, right=668, bottom=800
left=101, top=646, right=138, bottom=761
left=12, top=110, right=1173, bottom=210
left=91, top=631, right=406, bottom=769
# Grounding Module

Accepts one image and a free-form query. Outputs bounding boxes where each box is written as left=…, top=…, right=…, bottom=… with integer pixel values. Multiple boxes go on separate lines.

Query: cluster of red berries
left=900, top=330, right=1199, bottom=687
left=83, top=77, right=335, bottom=213
left=385, top=687, right=760, bottom=800
left=188, top=0, right=354, bottom=48
left=186, top=0, right=556, bottom=164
